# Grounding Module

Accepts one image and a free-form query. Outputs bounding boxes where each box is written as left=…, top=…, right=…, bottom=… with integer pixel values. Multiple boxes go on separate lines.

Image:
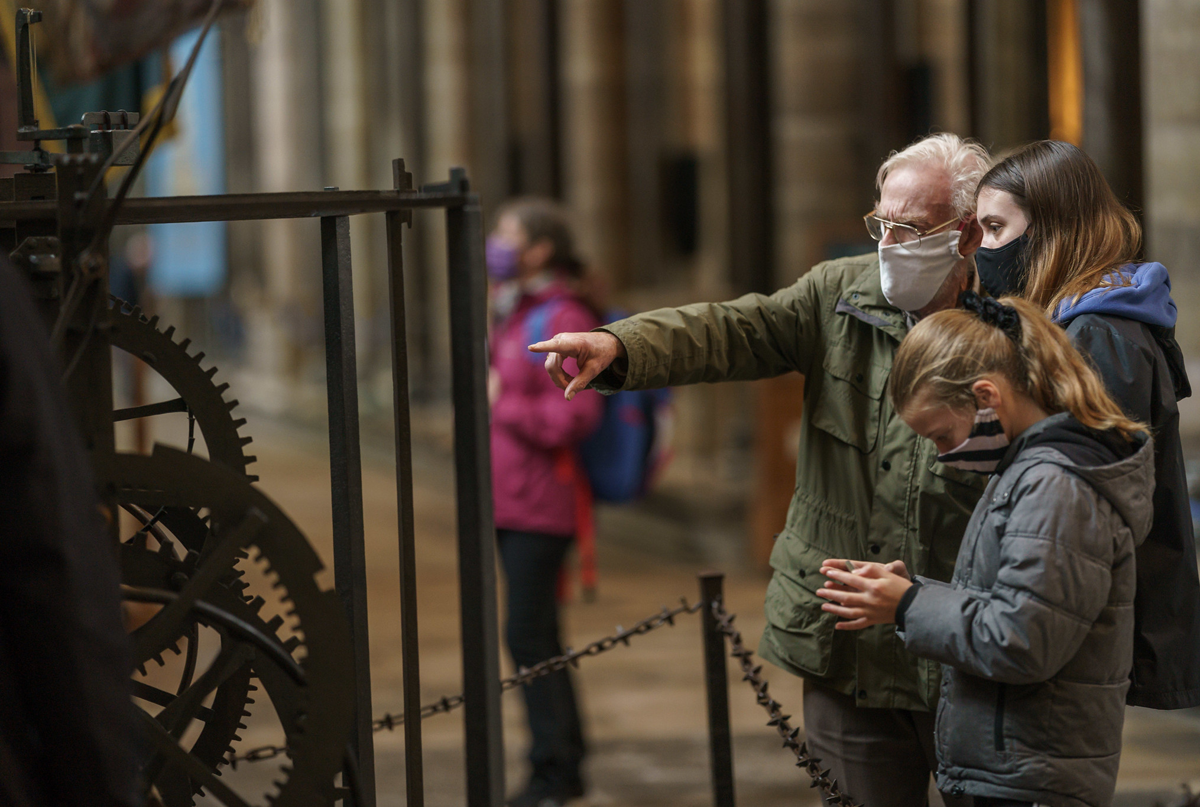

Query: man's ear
left=971, top=378, right=1002, bottom=410
left=958, top=215, right=984, bottom=257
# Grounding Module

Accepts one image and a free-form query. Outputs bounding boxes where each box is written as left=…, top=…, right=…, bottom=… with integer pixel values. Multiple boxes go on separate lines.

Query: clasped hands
left=816, top=559, right=913, bottom=630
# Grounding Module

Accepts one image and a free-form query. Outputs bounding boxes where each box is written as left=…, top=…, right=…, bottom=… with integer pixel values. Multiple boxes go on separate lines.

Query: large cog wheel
left=121, top=504, right=257, bottom=807
left=106, top=446, right=354, bottom=807
left=108, top=296, right=257, bottom=481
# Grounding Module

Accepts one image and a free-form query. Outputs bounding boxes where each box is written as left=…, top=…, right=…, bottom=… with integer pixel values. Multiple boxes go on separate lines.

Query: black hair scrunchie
left=959, top=290, right=1022, bottom=344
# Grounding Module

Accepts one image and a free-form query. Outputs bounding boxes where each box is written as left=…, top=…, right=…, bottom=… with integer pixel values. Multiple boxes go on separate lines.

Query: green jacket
left=596, top=253, right=986, bottom=711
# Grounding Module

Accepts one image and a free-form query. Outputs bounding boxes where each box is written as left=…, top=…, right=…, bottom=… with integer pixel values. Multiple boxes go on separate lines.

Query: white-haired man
left=531, top=134, right=990, bottom=806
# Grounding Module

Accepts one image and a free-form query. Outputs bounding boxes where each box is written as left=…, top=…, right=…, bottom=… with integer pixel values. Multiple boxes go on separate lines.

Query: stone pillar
left=420, top=0, right=472, bottom=397
left=245, top=0, right=326, bottom=415
left=321, top=0, right=384, bottom=387
left=968, top=0, right=1050, bottom=151
left=1079, top=0, right=1143, bottom=213
left=559, top=0, right=631, bottom=289
left=1143, top=0, right=1200, bottom=434
left=769, top=0, right=863, bottom=285
left=508, top=0, right=562, bottom=197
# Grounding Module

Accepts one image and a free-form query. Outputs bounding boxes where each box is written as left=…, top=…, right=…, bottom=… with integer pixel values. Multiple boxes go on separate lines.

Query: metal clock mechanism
left=1, top=7, right=353, bottom=806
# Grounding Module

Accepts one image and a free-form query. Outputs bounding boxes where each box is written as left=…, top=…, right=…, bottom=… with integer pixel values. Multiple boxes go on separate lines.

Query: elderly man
left=531, top=133, right=991, bottom=807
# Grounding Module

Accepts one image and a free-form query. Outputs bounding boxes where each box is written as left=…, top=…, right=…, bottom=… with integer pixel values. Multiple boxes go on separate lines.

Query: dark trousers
left=803, top=679, right=971, bottom=807
left=497, top=529, right=586, bottom=794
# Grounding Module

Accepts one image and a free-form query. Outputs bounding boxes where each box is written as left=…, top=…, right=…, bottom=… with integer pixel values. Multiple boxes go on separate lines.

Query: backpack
left=525, top=299, right=672, bottom=504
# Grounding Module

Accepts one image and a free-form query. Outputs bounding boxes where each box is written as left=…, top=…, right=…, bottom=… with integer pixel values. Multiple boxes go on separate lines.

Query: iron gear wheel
left=107, top=446, right=353, bottom=807
left=121, top=504, right=257, bottom=806
left=108, top=296, right=257, bottom=480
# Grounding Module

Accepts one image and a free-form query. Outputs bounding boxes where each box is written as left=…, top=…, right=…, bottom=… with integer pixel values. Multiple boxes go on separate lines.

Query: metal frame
left=0, top=165, right=504, bottom=807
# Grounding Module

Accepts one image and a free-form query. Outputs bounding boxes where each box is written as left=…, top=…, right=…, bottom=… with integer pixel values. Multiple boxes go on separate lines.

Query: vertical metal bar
left=699, top=572, right=736, bottom=807
left=321, top=192, right=377, bottom=807
left=15, top=9, right=40, bottom=132
left=385, top=160, right=425, bottom=807
left=445, top=168, right=505, bottom=807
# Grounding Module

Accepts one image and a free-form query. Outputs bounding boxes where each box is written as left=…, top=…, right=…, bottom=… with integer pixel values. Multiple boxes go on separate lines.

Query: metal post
left=385, top=160, right=425, bottom=807
left=443, top=167, right=505, bottom=807
left=321, top=191, right=376, bottom=807
left=699, top=572, right=736, bottom=807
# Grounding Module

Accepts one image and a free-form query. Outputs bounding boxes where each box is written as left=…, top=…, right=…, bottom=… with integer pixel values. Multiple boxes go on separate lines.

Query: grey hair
left=875, top=133, right=992, bottom=219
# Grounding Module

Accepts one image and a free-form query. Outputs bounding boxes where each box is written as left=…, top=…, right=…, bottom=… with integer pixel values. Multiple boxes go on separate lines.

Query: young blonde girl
left=816, top=294, right=1153, bottom=807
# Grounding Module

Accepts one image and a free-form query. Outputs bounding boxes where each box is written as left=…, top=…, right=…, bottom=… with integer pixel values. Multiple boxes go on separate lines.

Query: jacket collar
left=836, top=258, right=907, bottom=342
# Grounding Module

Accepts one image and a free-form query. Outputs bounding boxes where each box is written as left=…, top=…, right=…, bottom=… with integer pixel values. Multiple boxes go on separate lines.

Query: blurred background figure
left=487, top=197, right=602, bottom=807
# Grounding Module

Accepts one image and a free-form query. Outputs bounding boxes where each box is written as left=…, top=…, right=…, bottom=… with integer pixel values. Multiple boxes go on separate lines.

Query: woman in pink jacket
left=487, top=198, right=603, bottom=807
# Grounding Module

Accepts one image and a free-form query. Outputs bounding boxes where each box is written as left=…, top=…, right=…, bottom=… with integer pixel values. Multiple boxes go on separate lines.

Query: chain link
left=229, top=598, right=702, bottom=766
left=709, top=598, right=862, bottom=807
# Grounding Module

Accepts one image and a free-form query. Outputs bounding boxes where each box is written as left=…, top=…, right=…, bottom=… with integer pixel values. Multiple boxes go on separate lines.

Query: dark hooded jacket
left=898, top=414, right=1154, bottom=807
left=1054, top=261, right=1200, bottom=709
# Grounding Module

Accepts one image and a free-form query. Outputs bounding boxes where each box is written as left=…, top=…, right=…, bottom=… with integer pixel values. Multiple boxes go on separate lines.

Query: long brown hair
left=891, top=296, right=1144, bottom=440
left=975, top=140, right=1141, bottom=314
left=496, top=196, right=585, bottom=277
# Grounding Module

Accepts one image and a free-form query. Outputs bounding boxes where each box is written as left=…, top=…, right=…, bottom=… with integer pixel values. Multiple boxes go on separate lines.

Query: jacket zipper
left=994, top=683, right=1007, bottom=752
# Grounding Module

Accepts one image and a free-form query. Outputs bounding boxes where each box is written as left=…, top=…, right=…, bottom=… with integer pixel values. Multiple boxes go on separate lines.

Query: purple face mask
left=485, top=236, right=521, bottom=281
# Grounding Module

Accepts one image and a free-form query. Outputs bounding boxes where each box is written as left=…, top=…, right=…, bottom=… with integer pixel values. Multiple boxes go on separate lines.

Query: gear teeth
left=232, top=418, right=248, bottom=429
left=163, top=325, right=176, bottom=339
left=244, top=455, right=258, bottom=464
left=193, top=351, right=206, bottom=364
left=240, top=436, right=254, bottom=446
left=248, top=475, right=261, bottom=483
left=247, top=595, right=266, bottom=613
left=130, top=304, right=142, bottom=316
left=178, top=338, right=192, bottom=351
left=148, top=315, right=159, bottom=328
left=136, top=664, right=147, bottom=676
left=153, top=653, right=166, bottom=667
left=283, top=636, right=302, bottom=652
left=216, top=382, right=230, bottom=394
left=227, top=399, right=240, bottom=411
left=265, top=614, right=285, bottom=632
left=205, top=366, right=218, bottom=378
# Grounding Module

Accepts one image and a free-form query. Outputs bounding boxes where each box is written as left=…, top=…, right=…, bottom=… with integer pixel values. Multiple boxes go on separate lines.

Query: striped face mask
left=936, top=408, right=1010, bottom=474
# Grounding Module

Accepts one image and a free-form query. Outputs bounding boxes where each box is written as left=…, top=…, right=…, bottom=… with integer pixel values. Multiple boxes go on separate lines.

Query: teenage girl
left=816, top=294, right=1153, bottom=807
left=973, top=140, right=1200, bottom=710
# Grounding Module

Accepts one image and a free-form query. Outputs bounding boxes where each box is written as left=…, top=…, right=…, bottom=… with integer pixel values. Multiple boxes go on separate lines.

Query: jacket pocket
left=941, top=671, right=1011, bottom=772
left=1038, top=679, right=1128, bottom=759
left=807, top=350, right=886, bottom=453
left=762, top=567, right=839, bottom=677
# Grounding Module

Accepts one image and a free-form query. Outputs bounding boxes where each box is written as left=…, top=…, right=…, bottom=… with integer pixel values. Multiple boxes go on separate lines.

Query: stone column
left=559, top=0, right=631, bottom=289
left=769, top=0, right=863, bottom=284
left=420, top=0, right=472, bottom=397
left=1143, top=0, right=1200, bottom=434
left=245, top=0, right=326, bottom=416
left=968, top=0, right=1050, bottom=151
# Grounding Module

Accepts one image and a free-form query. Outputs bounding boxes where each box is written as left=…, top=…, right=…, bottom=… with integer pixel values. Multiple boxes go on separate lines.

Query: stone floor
left=189, top=417, right=1200, bottom=806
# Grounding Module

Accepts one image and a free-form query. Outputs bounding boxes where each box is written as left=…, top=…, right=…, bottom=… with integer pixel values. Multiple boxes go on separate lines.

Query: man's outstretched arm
left=530, top=276, right=826, bottom=398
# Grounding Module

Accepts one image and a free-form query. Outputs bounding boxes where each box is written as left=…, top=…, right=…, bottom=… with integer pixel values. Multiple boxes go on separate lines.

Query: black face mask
left=975, top=232, right=1030, bottom=298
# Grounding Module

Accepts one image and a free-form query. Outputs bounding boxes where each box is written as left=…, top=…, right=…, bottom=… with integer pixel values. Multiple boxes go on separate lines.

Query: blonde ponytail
left=891, top=295, right=1145, bottom=441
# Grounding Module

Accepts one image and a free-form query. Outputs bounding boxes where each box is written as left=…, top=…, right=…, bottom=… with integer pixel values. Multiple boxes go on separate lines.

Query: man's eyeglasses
left=864, top=211, right=960, bottom=251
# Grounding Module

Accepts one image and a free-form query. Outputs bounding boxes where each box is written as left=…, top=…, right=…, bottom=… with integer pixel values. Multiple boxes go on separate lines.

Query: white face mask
left=878, top=229, right=963, bottom=312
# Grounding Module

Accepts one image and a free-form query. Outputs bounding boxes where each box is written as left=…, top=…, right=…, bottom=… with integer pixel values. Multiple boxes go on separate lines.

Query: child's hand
left=816, top=559, right=913, bottom=630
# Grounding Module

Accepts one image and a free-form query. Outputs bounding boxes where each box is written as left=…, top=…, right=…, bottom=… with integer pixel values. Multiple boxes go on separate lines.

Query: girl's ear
left=971, top=378, right=1002, bottom=410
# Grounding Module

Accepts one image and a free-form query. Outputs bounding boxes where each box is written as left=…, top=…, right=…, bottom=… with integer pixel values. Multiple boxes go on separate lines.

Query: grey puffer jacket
left=897, top=414, right=1154, bottom=807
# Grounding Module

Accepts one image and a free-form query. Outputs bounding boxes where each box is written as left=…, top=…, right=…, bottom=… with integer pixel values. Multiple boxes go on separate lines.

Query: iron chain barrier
left=230, top=599, right=702, bottom=768
left=709, top=597, right=861, bottom=807
left=228, top=575, right=863, bottom=806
